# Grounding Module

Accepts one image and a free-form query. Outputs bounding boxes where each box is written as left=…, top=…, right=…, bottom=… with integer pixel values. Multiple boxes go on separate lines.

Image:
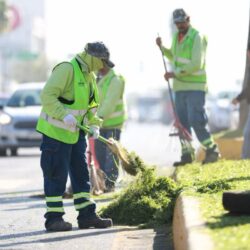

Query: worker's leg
left=242, top=111, right=250, bottom=159
left=69, top=131, right=96, bottom=215
left=174, top=92, right=194, bottom=166
left=95, top=128, right=120, bottom=191
left=40, top=134, right=72, bottom=231
left=69, top=131, right=112, bottom=228
left=175, top=91, right=191, bottom=134
left=187, top=91, right=219, bottom=163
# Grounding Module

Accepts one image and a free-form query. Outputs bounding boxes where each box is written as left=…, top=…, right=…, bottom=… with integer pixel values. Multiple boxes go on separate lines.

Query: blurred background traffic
left=0, top=0, right=248, bottom=164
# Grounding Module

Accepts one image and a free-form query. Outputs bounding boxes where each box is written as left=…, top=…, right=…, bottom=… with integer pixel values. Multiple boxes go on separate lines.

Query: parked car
left=0, top=93, right=10, bottom=108
left=206, top=91, right=239, bottom=133
left=0, top=82, right=44, bottom=156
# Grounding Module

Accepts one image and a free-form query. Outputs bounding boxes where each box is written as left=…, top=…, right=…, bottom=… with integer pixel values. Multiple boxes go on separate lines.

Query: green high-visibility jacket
left=97, top=69, right=127, bottom=128
left=36, top=58, right=99, bottom=144
left=163, top=26, right=208, bottom=92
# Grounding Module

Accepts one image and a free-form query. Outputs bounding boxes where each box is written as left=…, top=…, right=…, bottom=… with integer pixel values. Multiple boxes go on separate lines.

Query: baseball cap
left=173, top=8, right=189, bottom=23
left=85, top=42, right=115, bottom=68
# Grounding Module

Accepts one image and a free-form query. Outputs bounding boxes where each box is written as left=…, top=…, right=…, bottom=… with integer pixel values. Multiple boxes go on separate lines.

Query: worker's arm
left=97, top=76, right=124, bottom=119
left=174, top=34, right=206, bottom=77
left=162, top=46, right=174, bottom=62
left=87, top=112, right=103, bottom=126
left=235, top=86, right=250, bottom=102
left=40, top=63, right=74, bottom=120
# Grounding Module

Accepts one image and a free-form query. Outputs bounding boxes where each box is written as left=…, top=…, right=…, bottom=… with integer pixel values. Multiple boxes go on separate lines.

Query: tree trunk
left=239, top=16, right=250, bottom=129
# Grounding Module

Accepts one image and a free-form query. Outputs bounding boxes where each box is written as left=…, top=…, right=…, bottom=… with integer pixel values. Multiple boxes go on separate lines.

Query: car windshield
left=0, top=97, right=9, bottom=106
left=6, top=89, right=42, bottom=107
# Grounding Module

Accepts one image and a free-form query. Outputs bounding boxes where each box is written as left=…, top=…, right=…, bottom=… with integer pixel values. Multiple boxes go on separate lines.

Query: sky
left=45, top=0, right=249, bottom=94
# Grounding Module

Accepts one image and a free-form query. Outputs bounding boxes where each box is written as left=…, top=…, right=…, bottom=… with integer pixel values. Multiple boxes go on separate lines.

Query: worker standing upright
left=94, top=63, right=127, bottom=192
left=156, top=8, right=220, bottom=166
left=36, top=41, right=113, bottom=232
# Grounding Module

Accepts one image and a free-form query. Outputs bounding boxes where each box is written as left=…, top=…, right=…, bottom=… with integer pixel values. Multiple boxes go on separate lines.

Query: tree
left=0, top=0, right=8, bottom=33
left=238, top=16, right=250, bottom=129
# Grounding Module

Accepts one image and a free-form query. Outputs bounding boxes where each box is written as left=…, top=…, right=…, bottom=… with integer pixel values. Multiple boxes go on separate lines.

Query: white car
left=0, top=82, right=44, bottom=156
left=207, top=91, right=239, bottom=133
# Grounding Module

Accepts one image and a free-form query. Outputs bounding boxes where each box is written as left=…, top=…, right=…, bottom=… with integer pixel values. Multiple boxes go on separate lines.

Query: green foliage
left=100, top=167, right=180, bottom=226
left=196, top=179, right=232, bottom=194
left=175, top=160, right=250, bottom=193
left=124, top=150, right=149, bottom=176
left=0, top=0, right=8, bottom=33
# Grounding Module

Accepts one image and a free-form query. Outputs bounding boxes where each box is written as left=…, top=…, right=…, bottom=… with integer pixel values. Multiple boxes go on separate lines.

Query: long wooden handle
left=77, top=123, right=111, bottom=145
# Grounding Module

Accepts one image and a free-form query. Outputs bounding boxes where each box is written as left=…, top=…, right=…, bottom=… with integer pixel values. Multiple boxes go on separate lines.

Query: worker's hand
left=156, top=37, right=162, bottom=48
left=63, top=114, right=77, bottom=128
left=89, top=125, right=100, bottom=139
left=164, top=72, right=175, bottom=81
left=231, top=98, right=239, bottom=105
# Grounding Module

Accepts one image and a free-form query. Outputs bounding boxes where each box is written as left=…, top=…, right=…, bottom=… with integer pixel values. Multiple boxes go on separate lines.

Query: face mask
left=78, top=52, right=104, bottom=72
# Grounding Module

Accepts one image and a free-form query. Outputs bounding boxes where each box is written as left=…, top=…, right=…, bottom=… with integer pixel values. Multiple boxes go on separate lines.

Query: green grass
left=213, top=128, right=243, bottom=139
left=97, top=157, right=250, bottom=248
left=175, top=160, right=250, bottom=250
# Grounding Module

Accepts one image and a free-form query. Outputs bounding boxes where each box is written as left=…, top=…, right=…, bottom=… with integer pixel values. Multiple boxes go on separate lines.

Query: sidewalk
left=0, top=189, right=173, bottom=250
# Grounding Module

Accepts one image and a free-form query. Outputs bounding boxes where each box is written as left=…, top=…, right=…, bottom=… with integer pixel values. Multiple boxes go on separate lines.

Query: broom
left=77, top=123, right=141, bottom=176
left=157, top=35, right=193, bottom=151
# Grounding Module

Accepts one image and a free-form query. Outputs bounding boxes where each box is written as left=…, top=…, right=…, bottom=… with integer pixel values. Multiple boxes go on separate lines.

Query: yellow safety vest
left=36, top=58, right=99, bottom=144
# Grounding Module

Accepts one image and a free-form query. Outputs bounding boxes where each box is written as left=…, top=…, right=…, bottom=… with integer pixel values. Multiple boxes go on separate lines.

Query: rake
left=157, top=35, right=193, bottom=152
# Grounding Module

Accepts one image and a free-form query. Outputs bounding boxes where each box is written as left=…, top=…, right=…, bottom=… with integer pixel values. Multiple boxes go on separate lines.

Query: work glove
left=89, top=125, right=100, bottom=139
left=63, top=114, right=77, bottom=128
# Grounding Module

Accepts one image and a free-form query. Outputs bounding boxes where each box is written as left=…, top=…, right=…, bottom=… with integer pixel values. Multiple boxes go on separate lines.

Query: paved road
left=1, top=121, right=179, bottom=193
left=0, top=122, right=175, bottom=249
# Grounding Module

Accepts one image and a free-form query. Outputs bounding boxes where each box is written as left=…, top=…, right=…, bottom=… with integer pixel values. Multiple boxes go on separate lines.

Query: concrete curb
left=173, top=194, right=214, bottom=250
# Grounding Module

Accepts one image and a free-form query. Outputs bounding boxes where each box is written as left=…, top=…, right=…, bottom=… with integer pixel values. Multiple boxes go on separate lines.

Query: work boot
left=173, top=153, right=193, bottom=167
left=202, top=145, right=220, bottom=164
left=78, top=213, right=113, bottom=229
left=45, top=219, right=72, bottom=232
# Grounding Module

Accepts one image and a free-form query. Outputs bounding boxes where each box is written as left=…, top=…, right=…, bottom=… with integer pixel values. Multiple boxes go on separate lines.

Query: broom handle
left=157, top=34, right=177, bottom=116
left=157, top=34, right=192, bottom=142
left=77, top=123, right=111, bottom=145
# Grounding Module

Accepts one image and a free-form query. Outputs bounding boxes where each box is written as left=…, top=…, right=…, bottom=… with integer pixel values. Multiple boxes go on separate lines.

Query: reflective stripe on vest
left=39, top=108, right=87, bottom=132
left=40, top=111, right=79, bottom=132
left=174, top=57, right=206, bottom=76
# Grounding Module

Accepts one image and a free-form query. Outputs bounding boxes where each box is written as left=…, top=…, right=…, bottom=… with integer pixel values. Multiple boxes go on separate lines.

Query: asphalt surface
left=0, top=122, right=176, bottom=250
left=0, top=190, right=173, bottom=250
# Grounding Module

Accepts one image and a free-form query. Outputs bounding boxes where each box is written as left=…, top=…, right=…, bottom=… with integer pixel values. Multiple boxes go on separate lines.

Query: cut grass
left=99, top=166, right=180, bottom=227
left=175, top=160, right=250, bottom=250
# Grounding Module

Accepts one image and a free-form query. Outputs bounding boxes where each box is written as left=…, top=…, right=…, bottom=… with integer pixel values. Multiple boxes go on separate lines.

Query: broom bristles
left=106, top=138, right=141, bottom=176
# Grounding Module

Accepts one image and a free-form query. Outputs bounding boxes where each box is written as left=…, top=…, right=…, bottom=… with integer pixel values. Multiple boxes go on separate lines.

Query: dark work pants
left=40, top=131, right=95, bottom=224
left=94, top=128, right=121, bottom=189
left=175, top=91, right=212, bottom=151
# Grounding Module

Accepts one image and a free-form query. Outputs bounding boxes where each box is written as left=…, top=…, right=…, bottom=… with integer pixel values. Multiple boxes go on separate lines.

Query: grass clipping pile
left=99, top=152, right=180, bottom=226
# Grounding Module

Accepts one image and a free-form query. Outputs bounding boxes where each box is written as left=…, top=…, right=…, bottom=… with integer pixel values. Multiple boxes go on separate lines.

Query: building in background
left=0, top=0, right=46, bottom=92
